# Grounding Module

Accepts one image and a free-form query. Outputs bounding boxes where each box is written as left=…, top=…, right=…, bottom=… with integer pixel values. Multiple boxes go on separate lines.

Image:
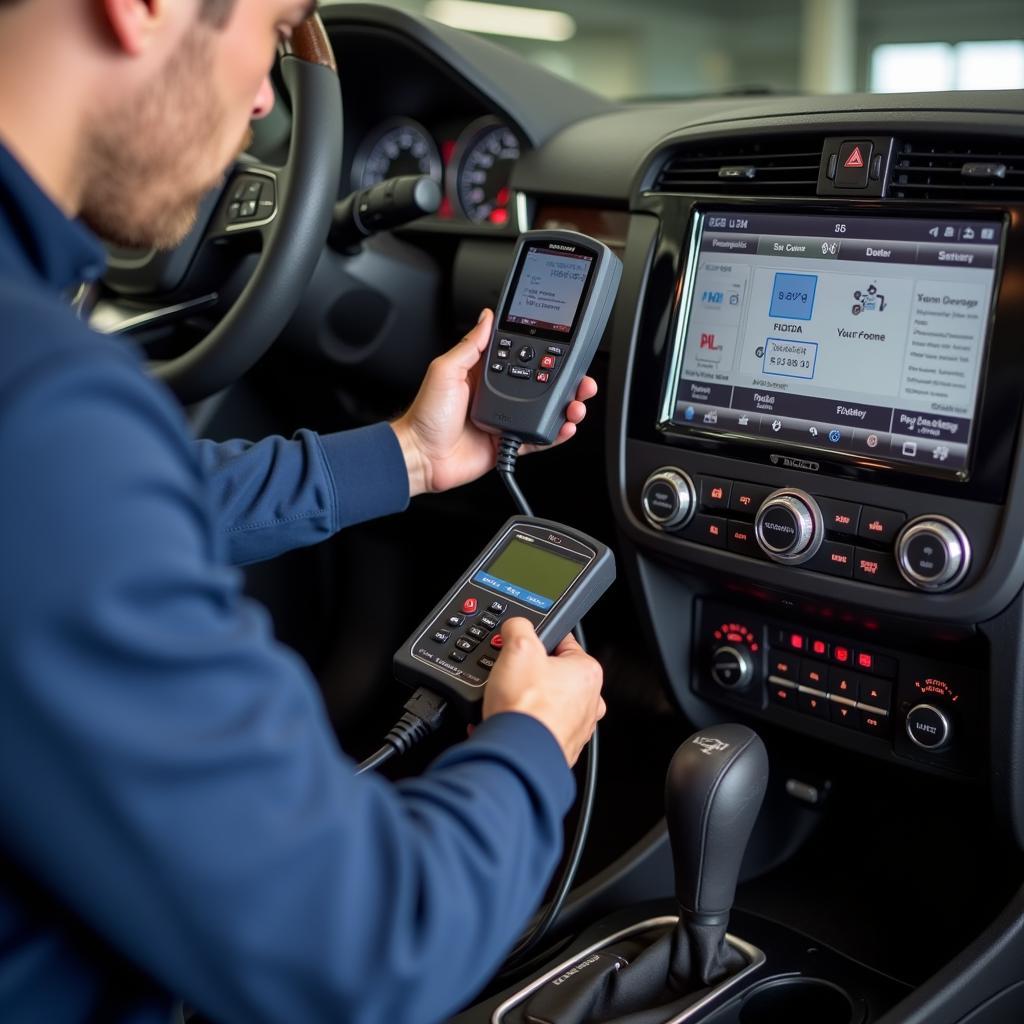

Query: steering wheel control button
left=754, top=489, right=823, bottom=564
left=857, top=506, right=907, bottom=545
left=516, top=345, right=535, bottom=363
left=641, top=468, right=696, bottom=531
left=699, top=476, right=732, bottom=511
left=462, top=597, right=478, bottom=615
left=710, top=645, right=754, bottom=690
left=240, top=200, right=258, bottom=218
left=896, top=517, right=971, bottom=591
left=906, top=703, right=952, bottom=750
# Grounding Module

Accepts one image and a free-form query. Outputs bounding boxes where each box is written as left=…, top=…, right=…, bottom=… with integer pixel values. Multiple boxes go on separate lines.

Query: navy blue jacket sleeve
left=0, top=350, right=575, bottom=1024
left=193, top=423, right=409, bottom=566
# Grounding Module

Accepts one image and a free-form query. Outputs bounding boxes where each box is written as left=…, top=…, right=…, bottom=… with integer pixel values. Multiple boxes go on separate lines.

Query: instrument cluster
left=350, top=114, right=523, bottom=227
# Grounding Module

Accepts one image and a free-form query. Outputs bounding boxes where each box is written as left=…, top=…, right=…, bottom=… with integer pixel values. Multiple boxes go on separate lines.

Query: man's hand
left=390, top=310, right=598, bottom=497
left=482, top=618, right=605, bottom=768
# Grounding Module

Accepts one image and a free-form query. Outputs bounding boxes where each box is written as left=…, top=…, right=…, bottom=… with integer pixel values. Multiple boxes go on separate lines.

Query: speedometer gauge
left=452, top=117, right=522, bottom=225
left=352, top=118, right=442, bottom=191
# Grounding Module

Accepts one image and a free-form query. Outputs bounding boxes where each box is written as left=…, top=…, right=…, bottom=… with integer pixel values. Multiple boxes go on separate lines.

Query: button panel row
left=427, top=596, right=510, bottom=680
left=489, top=337, right=566, bottom=383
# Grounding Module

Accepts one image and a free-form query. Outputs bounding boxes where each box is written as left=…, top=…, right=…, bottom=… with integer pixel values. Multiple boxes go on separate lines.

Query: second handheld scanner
left=471, top=230, right=623, bottom=445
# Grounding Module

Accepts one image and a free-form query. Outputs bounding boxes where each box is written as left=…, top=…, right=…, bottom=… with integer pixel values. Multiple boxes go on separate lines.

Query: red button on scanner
left=540, top=355, right=556, bottom=369
left=462, top=597, right=478, bottom=614
left=490, top=634, right=504, bottom=650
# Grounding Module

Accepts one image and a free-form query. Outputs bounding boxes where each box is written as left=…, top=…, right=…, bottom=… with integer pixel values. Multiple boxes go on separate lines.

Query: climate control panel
left=693, top=600, right=983, bottom=776
left=641, top=466, right=974, bottom=593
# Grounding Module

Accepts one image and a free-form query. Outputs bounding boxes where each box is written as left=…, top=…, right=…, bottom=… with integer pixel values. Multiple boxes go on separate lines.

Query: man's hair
left=0, top=0, right=236, bottom=24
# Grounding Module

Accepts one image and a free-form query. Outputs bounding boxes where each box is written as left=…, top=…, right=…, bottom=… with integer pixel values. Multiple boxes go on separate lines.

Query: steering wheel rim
left=151, top=13, right=342, bottom=405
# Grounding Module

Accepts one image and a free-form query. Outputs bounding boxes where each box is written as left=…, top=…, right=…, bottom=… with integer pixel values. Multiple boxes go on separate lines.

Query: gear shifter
left=522, top=725, right=768, bottom=1024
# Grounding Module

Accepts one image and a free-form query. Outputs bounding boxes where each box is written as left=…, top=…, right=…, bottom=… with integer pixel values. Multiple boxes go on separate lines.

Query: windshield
left=330, top=0, right=1024, bottom=100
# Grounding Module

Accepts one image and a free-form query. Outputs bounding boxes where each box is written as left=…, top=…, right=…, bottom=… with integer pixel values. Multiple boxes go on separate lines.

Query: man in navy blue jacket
left=0, top=1, right=607, bottom=1021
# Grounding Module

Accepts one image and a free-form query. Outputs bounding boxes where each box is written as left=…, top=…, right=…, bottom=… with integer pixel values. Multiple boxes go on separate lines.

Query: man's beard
left=79, top=26, right=246, bottom=252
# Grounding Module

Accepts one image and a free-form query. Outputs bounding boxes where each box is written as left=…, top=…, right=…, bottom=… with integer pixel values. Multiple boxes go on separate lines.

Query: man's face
left=81, top=0, right=313, bottom=250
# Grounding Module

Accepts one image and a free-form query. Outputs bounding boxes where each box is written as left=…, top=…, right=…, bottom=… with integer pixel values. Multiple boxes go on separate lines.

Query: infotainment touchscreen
left=660, top=211, right=1003, bottom=475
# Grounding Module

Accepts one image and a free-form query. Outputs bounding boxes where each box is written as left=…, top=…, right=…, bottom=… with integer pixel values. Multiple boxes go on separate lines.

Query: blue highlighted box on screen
left=770, top=272, right=818, bottom=320
left=472, top=571, right=554, bottom=611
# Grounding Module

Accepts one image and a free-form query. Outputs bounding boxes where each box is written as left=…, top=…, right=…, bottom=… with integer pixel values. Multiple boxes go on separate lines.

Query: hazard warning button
left=835, top=140, right=873, bottom=189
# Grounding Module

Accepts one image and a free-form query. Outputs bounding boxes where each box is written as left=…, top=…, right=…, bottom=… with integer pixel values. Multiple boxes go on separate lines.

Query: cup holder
left=738, top=977, right=856, bottom=1024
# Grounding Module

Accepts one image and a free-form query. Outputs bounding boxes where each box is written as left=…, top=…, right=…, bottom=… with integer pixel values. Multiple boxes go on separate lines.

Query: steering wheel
left=93, top=13, right=342, bottom=406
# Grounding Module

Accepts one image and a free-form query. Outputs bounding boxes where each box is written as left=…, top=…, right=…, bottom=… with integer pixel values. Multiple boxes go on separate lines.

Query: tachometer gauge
left=352, top=118, right=442, bottom=191
left=452, top=117, right=522, bottom=225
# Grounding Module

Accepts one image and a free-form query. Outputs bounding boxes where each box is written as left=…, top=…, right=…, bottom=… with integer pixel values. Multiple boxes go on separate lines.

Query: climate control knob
left=754, top=489, right=824, bottom=564
left=895, top=517, right=971, bottom=592
left=906, top=703, right=953, bottom=751
left=710, top=645, right=755, bottom=690
left=641, top=468, right=696, bottom=531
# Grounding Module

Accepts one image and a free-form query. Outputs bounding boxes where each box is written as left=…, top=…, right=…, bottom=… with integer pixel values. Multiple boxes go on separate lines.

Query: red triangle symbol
left=844, top=146, right=865, bottom=169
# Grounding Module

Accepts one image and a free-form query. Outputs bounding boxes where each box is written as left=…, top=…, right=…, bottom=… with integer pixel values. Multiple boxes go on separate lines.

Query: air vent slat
left=652, top=135, right=823, bottom=197
left=890, top=135, right=1024, bottom=201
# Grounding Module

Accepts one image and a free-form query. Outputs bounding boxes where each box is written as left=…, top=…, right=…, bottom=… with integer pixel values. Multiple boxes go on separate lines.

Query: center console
left=610, top=153, right=1024, bottom=796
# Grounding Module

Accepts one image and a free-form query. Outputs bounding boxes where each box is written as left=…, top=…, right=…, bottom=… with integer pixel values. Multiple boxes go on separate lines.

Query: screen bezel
left=657, top=207, right=1008, bottom=482
left=498, top=238, right=601, bottom=344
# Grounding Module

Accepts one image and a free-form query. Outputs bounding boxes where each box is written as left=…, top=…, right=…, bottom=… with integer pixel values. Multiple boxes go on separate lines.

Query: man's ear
left=99, top=0, right=166, bottom=56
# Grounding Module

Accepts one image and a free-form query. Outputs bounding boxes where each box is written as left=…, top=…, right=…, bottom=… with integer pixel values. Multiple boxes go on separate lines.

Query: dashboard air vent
left=652, top=136, right=823, bottom=197
left=890, top=137, right=1024, bottom=201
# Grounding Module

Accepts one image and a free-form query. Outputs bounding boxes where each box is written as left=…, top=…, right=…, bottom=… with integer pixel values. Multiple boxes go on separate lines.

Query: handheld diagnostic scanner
left=393, top=517, right=615, bottom=716
left=471, top=230, right=622, bottom=446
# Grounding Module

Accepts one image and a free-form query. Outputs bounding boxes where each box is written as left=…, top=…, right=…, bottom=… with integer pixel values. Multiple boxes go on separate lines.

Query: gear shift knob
left=665, top=724, right=768, bottom=923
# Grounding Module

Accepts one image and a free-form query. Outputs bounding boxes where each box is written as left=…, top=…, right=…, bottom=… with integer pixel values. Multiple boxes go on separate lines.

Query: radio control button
left=699, top=477, right=732, bottom=510
left=729, top=482, right=772, bottom=515
left=857, top=506, right=906, bottom=545
left=830, top=701, right=858, bottom=728
left=799, top=692, right=830, bottom=718
left=754, top=489, right=824, bottom=564
left=807, top=541, right=855, bottom=578
left=896, top=517, right=971, bottom=591
left=817, top=498, right=861, bottom=536
left=686, top=514, right=727, bottom=548
left=641, top=468, right=696, bottom=531
left=727, top=520, right=759, bottom=556
left=853, top=548, right=905, bottom=588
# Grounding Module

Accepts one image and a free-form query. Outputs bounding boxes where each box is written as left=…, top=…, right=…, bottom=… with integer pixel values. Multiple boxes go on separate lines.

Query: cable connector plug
left=386, top=687, right=448, bottom=754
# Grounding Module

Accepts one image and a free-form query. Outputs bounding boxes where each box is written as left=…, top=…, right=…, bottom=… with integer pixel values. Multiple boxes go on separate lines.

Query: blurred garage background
left=324, top=0, right=1024, bottom=99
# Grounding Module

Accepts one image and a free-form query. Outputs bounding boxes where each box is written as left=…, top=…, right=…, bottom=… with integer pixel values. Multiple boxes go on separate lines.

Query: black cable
left=355, top=687, right=448, bottom=775
left=495, top=432, right=599, bottom=970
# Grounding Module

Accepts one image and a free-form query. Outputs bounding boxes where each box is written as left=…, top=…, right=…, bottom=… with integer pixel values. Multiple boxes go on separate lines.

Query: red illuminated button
left=827, top=667, right=861, bottom=701
left=789, top=633, right=805, bottom=652
left=800, top=663, right=827, bottom=690
left=540, top=355, right=556, bottom=369
left=860, top=678, right=892, bottom=708
left=770, top=655, right=800, bottom=682
left=811, top=639, right=828, bottom=658
left=833, top=645, right=850, bottom=664
left=860, top=710, right=890, bottom=737
left=770, top=685, right=795, bottom=706
left=857, top=652, right=873, bottom=670
left=490, top=634, right=504, bottom=650
left=830, top=702, right=858, bottom=728
left=799, top=692, right=830, bottom=719
left=535, top=371, right=550, bottom=383
left=462, top=597, right=478, bottom=614
left=857, top=506, right=906, bottom=545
